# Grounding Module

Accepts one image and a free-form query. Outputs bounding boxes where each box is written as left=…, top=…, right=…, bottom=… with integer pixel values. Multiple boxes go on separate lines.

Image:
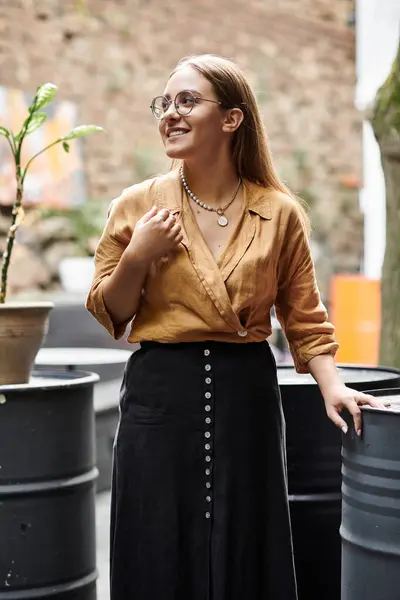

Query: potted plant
left=0, top=83, right=103, bottom=384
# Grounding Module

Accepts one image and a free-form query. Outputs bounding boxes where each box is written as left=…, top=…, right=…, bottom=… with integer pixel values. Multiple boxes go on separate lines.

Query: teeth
left=169, top=130, right=187, bottom=137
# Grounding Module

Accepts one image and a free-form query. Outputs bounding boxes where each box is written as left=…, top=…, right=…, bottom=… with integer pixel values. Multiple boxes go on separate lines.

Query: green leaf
left=15, top=112, right=48, bottom=143
left=25, top=112, right=47, bottom=135
left=0, top=126, right=10, bottom=137
left=62, top=125, right=104, bottom=141
left=30, top=83, right=57, bottom=112
left=62, top=141, right=70, bottom=153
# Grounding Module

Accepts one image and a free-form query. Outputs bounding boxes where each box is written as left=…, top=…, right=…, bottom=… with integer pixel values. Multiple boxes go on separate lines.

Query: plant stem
left=0, top=95, right=38, bottom=303
left=0, top=168, right=23, bottom=304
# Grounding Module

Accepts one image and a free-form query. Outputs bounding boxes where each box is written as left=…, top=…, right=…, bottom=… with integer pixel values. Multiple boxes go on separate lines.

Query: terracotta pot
left=0, top=302, right=54, bottom=385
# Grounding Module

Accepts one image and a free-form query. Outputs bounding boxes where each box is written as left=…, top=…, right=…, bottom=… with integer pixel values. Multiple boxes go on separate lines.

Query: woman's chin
left=165, top=146, right=189, bottom=159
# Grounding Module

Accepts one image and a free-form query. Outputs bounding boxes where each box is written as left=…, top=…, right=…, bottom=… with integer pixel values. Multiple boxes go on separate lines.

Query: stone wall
left=0, top=0, right=362, bottom=298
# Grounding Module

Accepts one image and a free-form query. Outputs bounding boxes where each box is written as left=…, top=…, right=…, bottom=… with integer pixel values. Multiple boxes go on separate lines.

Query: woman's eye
left=182, top=96, right=195, bottom=105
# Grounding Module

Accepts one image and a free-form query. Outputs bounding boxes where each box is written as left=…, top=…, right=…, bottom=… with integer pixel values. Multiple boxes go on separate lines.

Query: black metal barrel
left=277, top=365, right=400, bottom=600
left=341, top=387, right=400, bottom=600
left=0, top=370, right=99, bottom=600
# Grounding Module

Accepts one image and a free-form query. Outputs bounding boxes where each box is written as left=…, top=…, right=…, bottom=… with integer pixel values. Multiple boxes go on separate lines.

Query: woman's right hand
left=126, top=206, right=183, bottom=265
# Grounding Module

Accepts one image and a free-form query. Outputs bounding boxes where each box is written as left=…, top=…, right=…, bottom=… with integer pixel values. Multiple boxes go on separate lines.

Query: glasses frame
left=150, top=90, right=226, bottom=120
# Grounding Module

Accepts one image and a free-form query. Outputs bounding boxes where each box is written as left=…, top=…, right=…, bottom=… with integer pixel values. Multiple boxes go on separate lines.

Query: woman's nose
left=163, top=102, right=179, bottom=121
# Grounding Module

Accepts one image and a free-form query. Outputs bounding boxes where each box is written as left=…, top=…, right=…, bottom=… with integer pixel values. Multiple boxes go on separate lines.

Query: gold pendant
left=217, top=214, right=228, bottom=227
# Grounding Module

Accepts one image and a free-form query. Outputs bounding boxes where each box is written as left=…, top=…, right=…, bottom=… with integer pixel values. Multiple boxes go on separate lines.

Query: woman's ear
left=222, top=107, right=244, bottom=133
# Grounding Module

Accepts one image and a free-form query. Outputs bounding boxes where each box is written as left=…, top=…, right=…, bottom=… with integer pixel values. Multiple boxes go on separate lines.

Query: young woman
left=86, top=54, right=381, bottom=600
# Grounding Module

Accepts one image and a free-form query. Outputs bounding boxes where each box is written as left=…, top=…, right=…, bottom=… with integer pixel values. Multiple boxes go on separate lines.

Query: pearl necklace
left=180, top=166, right=241, bottom=227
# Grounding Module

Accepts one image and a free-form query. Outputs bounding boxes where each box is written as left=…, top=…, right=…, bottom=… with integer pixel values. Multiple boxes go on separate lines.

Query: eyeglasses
left=150, top=90, right=225, bottom=120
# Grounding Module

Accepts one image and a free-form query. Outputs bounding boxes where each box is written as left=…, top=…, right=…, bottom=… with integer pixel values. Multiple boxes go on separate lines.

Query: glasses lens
left=151, top=96, right=169, bottom=119
left=175, top=91, right=196, bottom=116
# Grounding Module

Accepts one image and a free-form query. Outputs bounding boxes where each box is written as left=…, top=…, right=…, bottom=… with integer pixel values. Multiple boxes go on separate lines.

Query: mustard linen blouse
left=86, top=169, right=338, bottom=373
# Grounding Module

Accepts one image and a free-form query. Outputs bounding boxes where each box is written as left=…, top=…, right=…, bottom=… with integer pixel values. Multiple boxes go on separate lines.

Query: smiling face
left=158, top=65, right=231, bottom=162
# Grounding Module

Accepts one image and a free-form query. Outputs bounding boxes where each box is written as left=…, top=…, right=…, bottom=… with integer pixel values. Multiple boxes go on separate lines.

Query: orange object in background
left=330, top=275, right=381, bottom=366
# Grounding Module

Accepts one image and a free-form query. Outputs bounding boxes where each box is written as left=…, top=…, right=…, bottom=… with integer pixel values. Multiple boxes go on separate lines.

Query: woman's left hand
left=322, top=384, right=386, bottom=436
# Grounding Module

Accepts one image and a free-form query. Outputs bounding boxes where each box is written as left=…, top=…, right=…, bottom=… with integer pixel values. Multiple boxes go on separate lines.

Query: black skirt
left=110, top=340, right=298, bottom=600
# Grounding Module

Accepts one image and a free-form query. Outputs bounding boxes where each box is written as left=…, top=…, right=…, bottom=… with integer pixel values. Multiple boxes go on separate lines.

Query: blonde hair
left=170, top=54, right=310, bottom=231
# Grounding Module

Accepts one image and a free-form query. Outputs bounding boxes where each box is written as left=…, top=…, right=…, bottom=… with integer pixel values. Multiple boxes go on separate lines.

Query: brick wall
left=0, top=0, right=362, bottom=294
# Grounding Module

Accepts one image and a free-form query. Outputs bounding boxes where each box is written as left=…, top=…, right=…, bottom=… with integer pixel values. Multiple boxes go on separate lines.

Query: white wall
left=356, top=0, right=400, bottom=278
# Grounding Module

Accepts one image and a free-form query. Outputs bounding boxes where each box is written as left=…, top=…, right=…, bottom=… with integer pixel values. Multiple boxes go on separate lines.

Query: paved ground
left=96, top=491, right=112, bottom=600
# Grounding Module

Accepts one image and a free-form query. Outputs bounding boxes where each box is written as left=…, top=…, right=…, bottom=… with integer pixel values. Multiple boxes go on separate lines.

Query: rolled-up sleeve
left=85, top=192, right=135, bottom=340
left=274, top=203, right=339, bottom=374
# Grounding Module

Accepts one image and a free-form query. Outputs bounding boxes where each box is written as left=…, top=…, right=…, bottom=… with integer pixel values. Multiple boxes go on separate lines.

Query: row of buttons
left=204, top=349, right=213, bottom=520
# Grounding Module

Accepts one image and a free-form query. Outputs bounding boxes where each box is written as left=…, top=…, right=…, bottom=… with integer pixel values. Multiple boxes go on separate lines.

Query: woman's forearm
left=307, top=353, right=344, bottom=398
left=101, top=250, right=150, bottom=325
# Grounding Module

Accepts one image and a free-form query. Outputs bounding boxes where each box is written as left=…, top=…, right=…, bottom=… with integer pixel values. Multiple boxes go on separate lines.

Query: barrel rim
left=361, top=387, right=400, bottom=414
left=0, top=369, right=99, bottom=392
left=277, top=364, right=400, bottom=386
left=0, top=467, right=99, bottom=494
left=0, top=569, right=98, bottom=598
left=278, top=363, right=400, bottom=373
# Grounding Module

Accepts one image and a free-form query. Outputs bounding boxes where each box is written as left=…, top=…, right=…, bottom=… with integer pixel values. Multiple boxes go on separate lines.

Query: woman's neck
left=182, top=156, right=239, bottom=207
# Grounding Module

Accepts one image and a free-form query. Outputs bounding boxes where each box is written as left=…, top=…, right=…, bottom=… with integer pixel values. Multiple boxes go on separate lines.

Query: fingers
left=346, top=400, right=362, bottom=437
left=169, top=222, right=181, bottom=237
left=355, top=393, right=387, bottom=410
left=358, top=393, right=376, bottom=403
left=139, top=206, right=174, bottom=225
left=154, top=208, right=170, bottom=222
left=326, top=397, right=361, bottom=435
left=326, top=388, right=388, bottom=438
left=174, top=232, right=184, bottom=244
left=153, top=210, right=180, bottom=236
left=162, top=216, right=182, bottom=243
left=326, top=407, right=349, bottom=434
left=140, top=205, right=158, bottom=224
left=164, top=213, right=177, bottom=229
left=328, top=396, right=386, bottom=438
left=351, top=394, right=387, bottom=436
left=145, top=207, right=183, bottom=251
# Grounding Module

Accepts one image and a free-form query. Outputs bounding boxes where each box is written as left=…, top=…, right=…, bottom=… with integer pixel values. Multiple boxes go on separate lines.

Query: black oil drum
left=341, top=387, right=400, bottom=600
left=0, top=370, right=99, bottom=600
left=278, top=365, right=400, bottom=600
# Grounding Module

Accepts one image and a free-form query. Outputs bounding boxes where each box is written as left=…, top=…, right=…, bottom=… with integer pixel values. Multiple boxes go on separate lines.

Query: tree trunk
left=370, top=37, right=400, bottom=369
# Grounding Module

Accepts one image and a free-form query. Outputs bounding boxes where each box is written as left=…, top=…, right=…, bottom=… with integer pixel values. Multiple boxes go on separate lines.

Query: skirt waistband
left=139, top=340, right=273, bottom=363
left=140, top=340, right=269, bottom=351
